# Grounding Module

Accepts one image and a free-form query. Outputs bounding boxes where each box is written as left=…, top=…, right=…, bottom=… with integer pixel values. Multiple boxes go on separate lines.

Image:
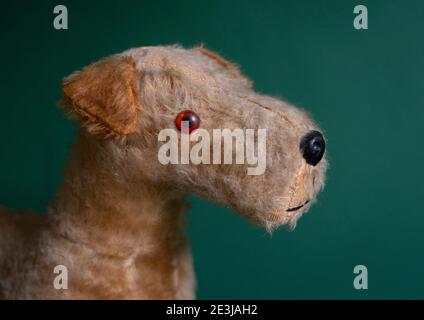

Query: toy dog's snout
left=300, top=130, right=326, bottom=166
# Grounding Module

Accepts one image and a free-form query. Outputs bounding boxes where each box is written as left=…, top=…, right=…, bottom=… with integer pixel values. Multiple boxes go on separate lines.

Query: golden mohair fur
left=0, top=45, right=327, bottom=299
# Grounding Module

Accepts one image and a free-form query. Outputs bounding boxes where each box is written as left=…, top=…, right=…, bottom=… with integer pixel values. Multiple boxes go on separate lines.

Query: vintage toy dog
left=0, top=45, right=327, bottom=299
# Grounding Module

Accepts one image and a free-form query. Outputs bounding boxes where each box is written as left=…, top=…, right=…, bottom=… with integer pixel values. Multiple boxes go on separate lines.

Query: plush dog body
left=0, top=46, right=326, bottom=299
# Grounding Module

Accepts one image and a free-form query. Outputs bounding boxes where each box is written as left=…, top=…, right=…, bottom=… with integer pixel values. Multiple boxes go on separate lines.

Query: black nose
left=300, top=130, right=325, bottom=166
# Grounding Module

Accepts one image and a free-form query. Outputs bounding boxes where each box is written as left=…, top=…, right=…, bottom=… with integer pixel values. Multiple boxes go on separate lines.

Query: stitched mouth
left=286, top=200, right=310, bottom=212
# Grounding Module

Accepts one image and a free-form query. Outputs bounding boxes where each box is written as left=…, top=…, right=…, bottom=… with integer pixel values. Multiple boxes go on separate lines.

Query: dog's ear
left=192, top=47, right=238, bottom=70
left=192, top=46, right=252, bottom=87
left=61, top=55, right=140, bottom=136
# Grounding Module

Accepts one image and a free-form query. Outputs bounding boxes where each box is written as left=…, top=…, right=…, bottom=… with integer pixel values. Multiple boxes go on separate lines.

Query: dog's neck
left=43, top=132, right=194, bottom=298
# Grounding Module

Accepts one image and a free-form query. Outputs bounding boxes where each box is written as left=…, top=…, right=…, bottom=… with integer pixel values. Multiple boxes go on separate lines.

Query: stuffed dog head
left=61, top=45, right=327, bottom=230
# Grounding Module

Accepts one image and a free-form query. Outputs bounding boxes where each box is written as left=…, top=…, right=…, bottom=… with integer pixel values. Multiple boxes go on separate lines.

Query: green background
left=1, top=0, right=423, bottom=299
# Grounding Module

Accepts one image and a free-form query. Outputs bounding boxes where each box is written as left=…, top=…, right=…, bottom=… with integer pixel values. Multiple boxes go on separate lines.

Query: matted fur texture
left=0, top=45, right=327, bottom=299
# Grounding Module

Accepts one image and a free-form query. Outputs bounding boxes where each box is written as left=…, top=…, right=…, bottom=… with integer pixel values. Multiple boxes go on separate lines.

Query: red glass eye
left=175, top=110, right=200, bottom=133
